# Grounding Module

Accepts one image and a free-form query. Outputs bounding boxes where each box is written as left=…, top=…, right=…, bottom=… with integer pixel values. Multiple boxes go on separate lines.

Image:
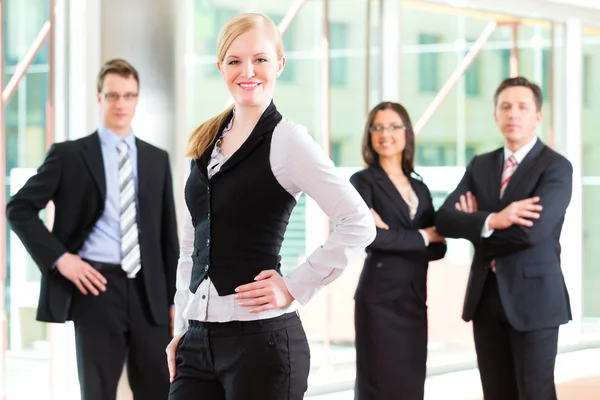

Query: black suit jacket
left=6, top=132, right=179, bottom=325
left=350, top=164, right=446, bottom=303
left=436, top=139, right=572, bottom=331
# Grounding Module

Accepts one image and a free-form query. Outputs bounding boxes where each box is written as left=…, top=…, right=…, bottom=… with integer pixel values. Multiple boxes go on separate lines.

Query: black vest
left=185, top=102, right=297, bottom=295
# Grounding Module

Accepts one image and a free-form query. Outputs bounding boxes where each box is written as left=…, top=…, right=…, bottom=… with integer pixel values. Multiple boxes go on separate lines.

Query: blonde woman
left=165, top=13, right=375, bottom=400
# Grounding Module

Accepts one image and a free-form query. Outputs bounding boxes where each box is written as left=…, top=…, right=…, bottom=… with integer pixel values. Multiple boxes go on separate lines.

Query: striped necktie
left=500, top=155, right=517, bottom=199
left=491, top=155, right=517, bottom=272
left=118, top=141, right=141, bottom=277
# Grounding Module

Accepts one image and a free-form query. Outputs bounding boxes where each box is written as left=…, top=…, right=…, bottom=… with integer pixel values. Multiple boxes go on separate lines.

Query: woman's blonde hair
left=186, top=13, right=285, bottom=159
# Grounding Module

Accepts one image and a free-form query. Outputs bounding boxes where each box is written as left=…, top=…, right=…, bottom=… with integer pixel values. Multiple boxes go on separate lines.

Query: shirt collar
left=98, top=124, right=136, bottom=151
left=504, top=135, right=537, bottom=165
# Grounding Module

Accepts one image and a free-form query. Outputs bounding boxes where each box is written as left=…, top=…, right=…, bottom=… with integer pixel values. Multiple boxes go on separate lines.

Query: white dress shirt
left=481, top=136, right=539, bottom=237
left=173, top=118, right=376, bottom=335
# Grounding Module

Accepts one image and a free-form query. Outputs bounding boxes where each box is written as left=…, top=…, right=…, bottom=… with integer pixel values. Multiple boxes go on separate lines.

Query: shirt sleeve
left=173, top=159, right=194, bottom=335
left=271, top=122, right=376, bottom=305
left=481, top=213, right=495, bottom=238
left=418, top=229, right=430, bottom=246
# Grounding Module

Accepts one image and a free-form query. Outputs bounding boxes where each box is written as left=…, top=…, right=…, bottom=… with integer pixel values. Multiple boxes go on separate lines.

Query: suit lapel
left=217, top=133, right=266, bottom=176
left=197, top=114, right=231, bottom=177
left=370, top=165, right=412, bottom=226
left=194, top=101, right=283, bottom=179
left=215, top=101, right=282, bottom=177
left=411, top=179, right=427, bottom=222
left=80, top=132, right=106, bottom=201
left=488, top=149, right=504, bottom=203
left=136, top=138, right=150, bottom=202
left=501, top=139, right=545, bottom=202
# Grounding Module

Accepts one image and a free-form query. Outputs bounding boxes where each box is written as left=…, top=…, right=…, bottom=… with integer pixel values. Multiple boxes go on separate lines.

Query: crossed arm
left=350, top=172, right=446, bottom=259
left=436, top=157, right=572, bottom=253
left=435, top=159, right=493, bottom=244
left=483, top=159, right=572, bottom=252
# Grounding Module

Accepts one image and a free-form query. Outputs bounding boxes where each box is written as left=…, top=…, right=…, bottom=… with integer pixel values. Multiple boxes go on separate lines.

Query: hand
left=56, top=253, right=107, bottom=295
left=371, top=209, right=389, bottom=230
left=423, top=226, right=445, bottom=244
left=234, top=270, right=295, bottom=313
left=455, top=191, right=478, bottom=213
left=169, top=306, right=175, bottom=337
left=166, top=334, right=183, bottom=383
left=489, top=196, right=542, bottom=230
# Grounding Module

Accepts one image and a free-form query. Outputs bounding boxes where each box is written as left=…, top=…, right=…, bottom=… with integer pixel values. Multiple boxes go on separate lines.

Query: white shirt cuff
left=173, top=318, right=189, bottom=336
left=418, top=229, right=429, bottom=246
left=481, top=213, right=495, bottom=238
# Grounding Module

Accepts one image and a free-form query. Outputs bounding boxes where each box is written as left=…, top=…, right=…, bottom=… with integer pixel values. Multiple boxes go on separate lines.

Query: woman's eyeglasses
left=368, top=125, right=406, bottom=134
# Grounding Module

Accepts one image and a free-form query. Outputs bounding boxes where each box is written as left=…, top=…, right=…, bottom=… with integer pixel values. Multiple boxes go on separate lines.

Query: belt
left=188, top=311, right=301, bottom=336
left=83, top=259, right=128, bottom=277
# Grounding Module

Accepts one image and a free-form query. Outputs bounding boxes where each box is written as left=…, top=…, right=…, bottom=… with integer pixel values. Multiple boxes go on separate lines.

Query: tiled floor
left=307, top=349, right=600, bottom=400
left=466, top=376, right=600, bottom=400
left=6, top=347, right=600, bottom=399
left=555, top=376, right=600, bottom=399
left=308, top=375, right=600, bottom=400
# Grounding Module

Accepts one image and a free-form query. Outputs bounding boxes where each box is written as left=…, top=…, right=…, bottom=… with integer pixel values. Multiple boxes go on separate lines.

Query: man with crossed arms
left=436, top=76, right=572, bottom=400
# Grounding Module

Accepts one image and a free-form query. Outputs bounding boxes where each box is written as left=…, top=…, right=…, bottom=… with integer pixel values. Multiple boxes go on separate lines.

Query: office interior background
left=1, top=0, right=599, bottom=398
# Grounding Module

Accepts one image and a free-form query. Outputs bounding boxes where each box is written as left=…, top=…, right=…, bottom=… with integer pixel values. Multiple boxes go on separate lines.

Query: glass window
left=330, top=140, right=343, bottom=166
left=581, top=29, right=600, bottom=323
left=542, top=48, right=551, bottom=100
left=513, top=25, right=553, bottom=144
left=499, top=48, right=511, bottom=79
left=270, top=14, right=296, bottom=83
left=203, top=7, right=238, bottom=77
left=583, top=54, right=591, bottom=107
left=329, top=0, right=376, bottom=167
left=330, top=22, right=349, bottom=87
left=418, top=33, right=441, bottom=93
left=279, top=194, right=306, bottom=276
left=5, top=0, right=49, bottom=65
left=583, top=186, right=600, bottom=318
left=26, top=72, right=48, bottom=124
left=465, top=38, right=481, bottom=97
left=3, top=2, right=51, bottom=397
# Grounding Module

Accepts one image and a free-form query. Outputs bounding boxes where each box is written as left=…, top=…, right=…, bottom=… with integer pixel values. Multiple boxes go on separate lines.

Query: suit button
left=204, top=264, right=209, bottom=272
left=207, top=212, right=210, bottom=221
left=207, top=186, right=210, bottom=194
left=376, top=262, right=383, bottom=268
left=206, top=239, right=210, bottom=246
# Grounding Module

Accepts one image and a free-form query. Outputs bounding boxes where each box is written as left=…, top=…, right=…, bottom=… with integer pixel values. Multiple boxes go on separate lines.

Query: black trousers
left=473, top=271, right=559, bottom=400
left=354, top=283, right=428, bottom=400
left=70, top=269, right=171, bottom=400
left=169, top=312, right=310, bottom=400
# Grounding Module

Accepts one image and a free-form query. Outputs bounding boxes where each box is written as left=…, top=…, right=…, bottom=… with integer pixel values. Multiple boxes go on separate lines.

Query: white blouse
left=402, top=187, right=419, bottom=221
left=173, top=118, right=376, bottom=335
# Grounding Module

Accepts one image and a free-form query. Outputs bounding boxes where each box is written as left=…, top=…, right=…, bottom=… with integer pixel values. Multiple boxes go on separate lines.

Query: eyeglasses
left=100, top=92, right=139, bottom=102
left=368, top=125, right=406, bottom=134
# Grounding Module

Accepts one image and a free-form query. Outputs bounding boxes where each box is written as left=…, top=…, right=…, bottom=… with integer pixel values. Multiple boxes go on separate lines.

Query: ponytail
left=186, top=105, right=234, bottom=159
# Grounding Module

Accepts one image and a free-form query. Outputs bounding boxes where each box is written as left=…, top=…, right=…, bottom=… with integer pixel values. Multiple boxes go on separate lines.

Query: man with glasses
left=6, top=58, right=179, bottom=400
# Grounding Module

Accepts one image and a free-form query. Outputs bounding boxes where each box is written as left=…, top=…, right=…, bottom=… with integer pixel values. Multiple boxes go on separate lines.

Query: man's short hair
left=97, top=59, right=140, bottom=93
left=494, top=76, right=543, bottom=111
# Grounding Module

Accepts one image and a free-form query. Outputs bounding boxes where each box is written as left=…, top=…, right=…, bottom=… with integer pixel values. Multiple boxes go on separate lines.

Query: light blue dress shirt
left=78, top=125, right=138, bottom=264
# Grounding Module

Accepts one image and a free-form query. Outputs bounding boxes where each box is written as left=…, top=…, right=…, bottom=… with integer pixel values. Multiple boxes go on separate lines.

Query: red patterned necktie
left=491, top=155, right=517, bottom=272
left=499, top=155, right=517, bottom=199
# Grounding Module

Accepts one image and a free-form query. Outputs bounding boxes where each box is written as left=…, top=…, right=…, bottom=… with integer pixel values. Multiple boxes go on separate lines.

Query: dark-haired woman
left=350, top=102, right=447, bottom=400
